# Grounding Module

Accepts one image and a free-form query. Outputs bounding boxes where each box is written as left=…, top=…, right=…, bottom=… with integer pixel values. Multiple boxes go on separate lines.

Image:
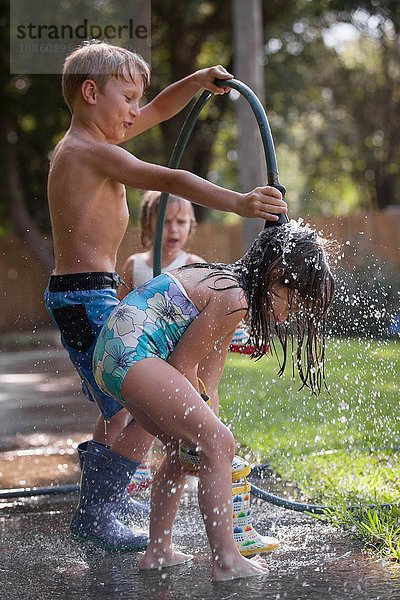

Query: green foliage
left=2, top=0, right=400, bottom=239
left=262, top=2, right=400, bottom=213
left=207, top=109, right=239, bottom=193
left=219, top=339, right=400, bottom=559
left=2, top=70, right=69, bottom=231
left=319, top=504, right=400, bottom=562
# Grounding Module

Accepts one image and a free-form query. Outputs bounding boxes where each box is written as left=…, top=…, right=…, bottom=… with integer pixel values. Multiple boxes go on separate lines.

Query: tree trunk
left=233, top=0, right=267, bottom=250
left=6, top=139, right=54, bottom=273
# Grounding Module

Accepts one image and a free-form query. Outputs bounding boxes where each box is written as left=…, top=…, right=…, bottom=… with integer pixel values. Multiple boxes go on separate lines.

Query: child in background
left=93, top=222, right=335, bottom=580
left=119, top=190, right=206, bottom=297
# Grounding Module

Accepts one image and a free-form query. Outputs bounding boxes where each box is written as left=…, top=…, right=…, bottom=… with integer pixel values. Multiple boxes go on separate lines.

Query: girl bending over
left=93, top=221, right=335, bottom=581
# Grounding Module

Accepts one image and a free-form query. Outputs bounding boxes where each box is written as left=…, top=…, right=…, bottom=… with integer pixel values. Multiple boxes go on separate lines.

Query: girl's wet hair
left=139, top=191, right=197, bottom=249
left=181, top=221, right=335, bottom=394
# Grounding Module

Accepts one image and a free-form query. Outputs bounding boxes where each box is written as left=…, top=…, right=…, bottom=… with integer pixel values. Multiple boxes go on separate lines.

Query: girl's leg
left=118, top=403, right=193, bottom=568
left=121, top=359, right=269, bottom=581
left=141, top=442, right=193, bottom=568
left=112, top=417, right=155, bottom=461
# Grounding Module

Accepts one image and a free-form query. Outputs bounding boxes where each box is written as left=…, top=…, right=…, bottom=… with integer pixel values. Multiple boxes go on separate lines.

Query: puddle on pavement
left=0, top=437, right=83, bottom=489
left=0, top=349, right=399, bottom=599
left=1, top=484, right=399, bottom=600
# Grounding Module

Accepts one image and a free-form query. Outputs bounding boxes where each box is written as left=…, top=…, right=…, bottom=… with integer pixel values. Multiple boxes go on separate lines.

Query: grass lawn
left=219, top=337, right=400, bottom=560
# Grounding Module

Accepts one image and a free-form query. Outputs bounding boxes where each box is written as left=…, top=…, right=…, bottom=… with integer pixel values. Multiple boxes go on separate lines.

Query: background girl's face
left=161, top=200, right=193, bottom=254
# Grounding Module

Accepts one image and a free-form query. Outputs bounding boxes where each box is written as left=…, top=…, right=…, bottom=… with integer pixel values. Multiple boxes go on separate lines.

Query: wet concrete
left=0, top=344, right=399, bottom=599
left=0, top=345, right=98, bottom=444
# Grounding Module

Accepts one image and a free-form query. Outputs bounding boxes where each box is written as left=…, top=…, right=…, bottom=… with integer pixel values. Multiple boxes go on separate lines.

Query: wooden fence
left=0, top=212, right=399, bottom=334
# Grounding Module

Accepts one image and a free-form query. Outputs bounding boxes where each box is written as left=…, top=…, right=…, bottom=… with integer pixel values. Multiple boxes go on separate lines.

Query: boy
left=44, top=40, right=287, bottom=551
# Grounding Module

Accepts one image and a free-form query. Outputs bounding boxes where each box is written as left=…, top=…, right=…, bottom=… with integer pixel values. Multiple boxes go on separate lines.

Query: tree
left=0, top=0, right=235, bottom=269
left=233, top=0, right=267, bottom=249
left=2, top=0, right=400, bottom=271
left=126, top=0, right=233, bottom=222
left=324, top=5, right=400, bottom=210
left=0, top=0, right=67, bottom=269
left=262, top=0, right=400, bottom=213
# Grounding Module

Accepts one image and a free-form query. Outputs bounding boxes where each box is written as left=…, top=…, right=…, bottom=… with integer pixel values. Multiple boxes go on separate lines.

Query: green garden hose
left=153, top=77, right=288, bottom=277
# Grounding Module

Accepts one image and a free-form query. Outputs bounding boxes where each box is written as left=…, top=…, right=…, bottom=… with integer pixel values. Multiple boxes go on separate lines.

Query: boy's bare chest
left=98, top=179, right=129, bottom=218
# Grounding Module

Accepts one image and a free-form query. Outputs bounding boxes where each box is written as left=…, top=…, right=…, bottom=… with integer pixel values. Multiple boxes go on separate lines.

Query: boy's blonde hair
left=62, top=40, right=151, bottom=112
left=140, top=191, right=197, bottom=249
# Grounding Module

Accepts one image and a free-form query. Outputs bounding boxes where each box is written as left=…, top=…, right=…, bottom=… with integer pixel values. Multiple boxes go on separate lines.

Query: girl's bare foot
left=138, top=548, right=194, bottom=571
left=212, top=554, right=269, bottom=582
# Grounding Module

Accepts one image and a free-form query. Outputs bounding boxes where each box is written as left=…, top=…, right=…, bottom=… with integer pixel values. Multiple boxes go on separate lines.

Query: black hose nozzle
left=264, top=183, right=289, bottom=228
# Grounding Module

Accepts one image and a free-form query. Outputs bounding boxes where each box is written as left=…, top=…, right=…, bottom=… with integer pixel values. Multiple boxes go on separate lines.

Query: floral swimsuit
left=93, top=273, right=199, bottom=403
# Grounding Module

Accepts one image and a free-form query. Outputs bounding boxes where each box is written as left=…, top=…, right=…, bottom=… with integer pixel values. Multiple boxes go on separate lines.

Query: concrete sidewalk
left=0, top=344, right=399, bottom=599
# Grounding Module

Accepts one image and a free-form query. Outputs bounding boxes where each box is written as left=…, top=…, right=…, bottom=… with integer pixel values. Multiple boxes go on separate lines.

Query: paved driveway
left=0, top=345, right=398, bottom=599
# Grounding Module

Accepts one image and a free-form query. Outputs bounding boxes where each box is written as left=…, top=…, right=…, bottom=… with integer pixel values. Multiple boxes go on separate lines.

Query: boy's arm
left=90, top=144, right=287, bottom=220
left=125, top=65, right=233, bottom=139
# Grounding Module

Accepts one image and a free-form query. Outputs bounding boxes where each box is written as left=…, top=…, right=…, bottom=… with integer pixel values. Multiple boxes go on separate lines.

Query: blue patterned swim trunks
left=93, top=273, right=199, bottom=403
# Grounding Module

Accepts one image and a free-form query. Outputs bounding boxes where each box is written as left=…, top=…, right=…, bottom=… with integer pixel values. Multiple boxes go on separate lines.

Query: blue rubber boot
left=70, top=440, right=148, bottom=551
left=77, top=441, right=150, bottom=518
